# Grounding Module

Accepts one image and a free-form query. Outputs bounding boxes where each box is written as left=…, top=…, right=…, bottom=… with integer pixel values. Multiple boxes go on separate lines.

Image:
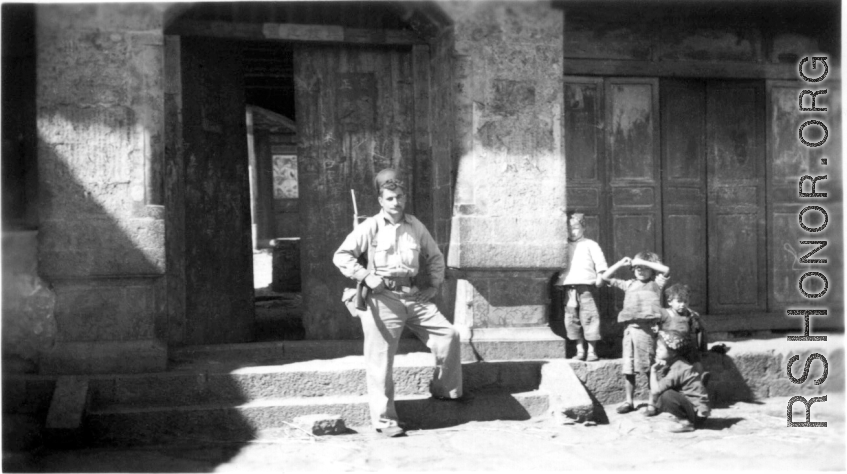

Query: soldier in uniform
left=333, top=168, right=465, bottom=437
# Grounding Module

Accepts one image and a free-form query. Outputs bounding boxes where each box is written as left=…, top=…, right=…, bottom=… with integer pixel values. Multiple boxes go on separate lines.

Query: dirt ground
left=5, top=394, right=844, bottom=472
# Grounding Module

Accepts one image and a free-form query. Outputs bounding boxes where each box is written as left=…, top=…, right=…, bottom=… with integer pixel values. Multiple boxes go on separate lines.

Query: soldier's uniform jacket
left=333, top=209, right=444, bottom=289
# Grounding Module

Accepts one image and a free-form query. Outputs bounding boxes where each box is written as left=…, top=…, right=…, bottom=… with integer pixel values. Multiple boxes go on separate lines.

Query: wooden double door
left=564, top=77, right=766, bottom=315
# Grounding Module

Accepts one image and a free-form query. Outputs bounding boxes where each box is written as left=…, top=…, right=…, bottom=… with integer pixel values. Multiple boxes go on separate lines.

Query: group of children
left=555, top=212, right=710, bottom=433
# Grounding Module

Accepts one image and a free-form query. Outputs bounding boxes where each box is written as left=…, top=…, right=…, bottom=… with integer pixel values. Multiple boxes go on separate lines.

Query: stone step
left=89, top=355, right=546, bottom=410
left=85, top=391, right=551, bottom=445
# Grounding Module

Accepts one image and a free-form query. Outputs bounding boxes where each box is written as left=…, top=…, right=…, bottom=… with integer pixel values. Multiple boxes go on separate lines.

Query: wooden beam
left=563, top=58, right=841, bottom=81
left=168, top=20, right=425, bottom=46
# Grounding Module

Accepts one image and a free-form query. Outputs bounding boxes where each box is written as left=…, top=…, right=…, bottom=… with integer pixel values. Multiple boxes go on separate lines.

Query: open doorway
left=242, top=41, right=305, bottom=340
left=164, top=2, right=436, bottom=345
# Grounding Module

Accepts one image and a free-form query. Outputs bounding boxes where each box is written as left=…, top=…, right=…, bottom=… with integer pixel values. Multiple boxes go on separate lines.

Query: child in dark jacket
left=648, top=330, right=710, bottom=432
left=659, top=283, right=707, bottom=375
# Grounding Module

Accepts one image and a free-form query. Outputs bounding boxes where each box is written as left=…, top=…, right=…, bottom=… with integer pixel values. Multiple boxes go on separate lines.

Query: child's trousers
left=656, top=389, right=697, bottom=423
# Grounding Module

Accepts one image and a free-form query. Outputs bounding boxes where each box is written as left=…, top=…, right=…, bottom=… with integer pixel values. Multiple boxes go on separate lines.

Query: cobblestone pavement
left=5, top=395, right=844, bottom=472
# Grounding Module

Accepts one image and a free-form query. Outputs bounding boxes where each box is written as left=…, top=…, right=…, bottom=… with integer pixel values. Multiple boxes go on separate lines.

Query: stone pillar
left=35, top=4, right=169, bottom=374
left=439, top=1, right=567, bottom=359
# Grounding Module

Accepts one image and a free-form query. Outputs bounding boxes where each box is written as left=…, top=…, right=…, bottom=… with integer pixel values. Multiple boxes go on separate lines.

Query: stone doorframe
left=160, top=3, right=450, bottom=346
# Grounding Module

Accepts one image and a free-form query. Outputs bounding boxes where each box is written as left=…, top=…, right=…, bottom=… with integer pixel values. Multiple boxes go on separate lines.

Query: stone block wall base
left=460, top=327, right=566, bottom=362
left=40, top=340, right=167, bottom=375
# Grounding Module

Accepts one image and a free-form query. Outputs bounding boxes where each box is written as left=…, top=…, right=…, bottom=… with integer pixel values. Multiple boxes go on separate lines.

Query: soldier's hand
left=620, top=256, right=632, bottom=266
left=364, top=274, right=385, bottom=293
left=414, top=287, right=437, bottom=303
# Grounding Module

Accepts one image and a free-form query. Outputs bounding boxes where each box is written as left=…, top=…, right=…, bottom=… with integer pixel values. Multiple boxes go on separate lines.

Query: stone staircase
left=79, top=340, right=590, bottom=445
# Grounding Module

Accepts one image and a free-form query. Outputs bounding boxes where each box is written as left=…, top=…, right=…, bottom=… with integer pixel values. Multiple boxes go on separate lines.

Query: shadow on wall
left=0, top=111, right=258, bottom=465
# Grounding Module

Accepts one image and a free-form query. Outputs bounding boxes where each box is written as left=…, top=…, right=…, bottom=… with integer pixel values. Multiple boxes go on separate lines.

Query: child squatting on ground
left=602, top=251, right=669, bottom=415
left=554, top=213, right=608, bottom=362
left=649, top=330, right=711, bottom=432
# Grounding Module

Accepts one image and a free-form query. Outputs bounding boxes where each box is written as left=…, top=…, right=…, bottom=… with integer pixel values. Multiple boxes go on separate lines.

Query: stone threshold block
left=539, top=359, right=595, bottom=423
left=40, top=339, right=167, bottom=375
left=460, top=327, right=566, bottom=362
left=291, top=414, right=346, bottom=436
left=45, top=376, right=89, bottom=447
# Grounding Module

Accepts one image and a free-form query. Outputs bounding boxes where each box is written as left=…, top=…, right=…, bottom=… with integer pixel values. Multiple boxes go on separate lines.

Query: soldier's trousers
left=359, top=289, right=462, bottom=428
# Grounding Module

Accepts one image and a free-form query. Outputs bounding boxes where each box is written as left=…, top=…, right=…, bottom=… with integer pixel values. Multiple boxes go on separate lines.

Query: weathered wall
left=426, top=28, right=458, bottom=321
left=562, top=3, right=840, bottom=77
left=437, top=1, right=565, bottom=332
left=35, top=4, right=168, bottom=373
left=444, top=1, right=566, bottom=270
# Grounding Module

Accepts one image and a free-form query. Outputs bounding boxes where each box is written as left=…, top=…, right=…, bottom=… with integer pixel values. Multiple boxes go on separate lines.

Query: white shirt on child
left=555, top=238, right=609, bottom=286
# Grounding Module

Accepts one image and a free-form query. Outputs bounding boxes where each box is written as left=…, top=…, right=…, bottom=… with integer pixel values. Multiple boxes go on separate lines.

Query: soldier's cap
left=374, top=168, right=407, bottom=193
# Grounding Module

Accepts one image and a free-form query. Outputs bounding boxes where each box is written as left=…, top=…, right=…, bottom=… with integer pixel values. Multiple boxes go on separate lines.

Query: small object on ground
left=583, top=420, right=597, bottom=427
left=377, top=425, right=406, bottom=438
left=669, top=419, right=695, bottom=433
left=375, top=419, right=406, bottom=438
left=291, top=414, right=346, bottom=436
left=585, top=353, right=599, bottom=362
left=433, top=391, right=475, bottom=403
left=643, top=405, right=659, bottom=417
left=553, top=410, right=577, bottom=425
left=616, top=402, right=635, bottom=414
left=710, top=343, right=729, bottom=355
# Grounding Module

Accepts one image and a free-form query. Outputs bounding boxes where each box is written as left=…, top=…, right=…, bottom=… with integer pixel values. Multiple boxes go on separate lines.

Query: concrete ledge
left=40, top=340, right=167, bottom=375
left=462, top=327, right=567, bottom=362
left=571, top=337, right=844, bottom=405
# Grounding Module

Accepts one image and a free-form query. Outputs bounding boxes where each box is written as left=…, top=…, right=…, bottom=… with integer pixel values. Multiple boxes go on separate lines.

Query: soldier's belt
left=382, top=276, right=412, bottom=291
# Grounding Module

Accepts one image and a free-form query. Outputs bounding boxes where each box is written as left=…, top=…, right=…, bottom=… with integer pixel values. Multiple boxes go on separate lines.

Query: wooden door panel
left=565, top=77, right=606, bottom=246
left=661, top=79, right=707, bottom=312
left=711, top=213, right=760, bottom=305
left=606, top=78, right=661, bottom=311
left=608, top=83, right=655, bottom=181
left=565, top=80, right=604, bottom=182
left=706, top=80, right=766, bottom=313
left=180, top=37, right=254, bottom=344
left=295, top=45, right=415, bottom=339
left=766, top=81, right=843, bottom=310
left=663, top=214, right=705, bottom=308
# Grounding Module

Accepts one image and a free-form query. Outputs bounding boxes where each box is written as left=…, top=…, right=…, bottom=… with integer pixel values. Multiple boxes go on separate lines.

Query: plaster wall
left=435, top=1, right=565, bottom=331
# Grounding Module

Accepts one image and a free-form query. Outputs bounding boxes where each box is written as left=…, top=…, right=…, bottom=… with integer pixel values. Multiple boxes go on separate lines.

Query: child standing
left=602, top=252, right=669, bottom=414
left=554, top=212, right=608, bottom=362
left=649, top=330, right=710, bottom=432
left=659, top=283, right=708, bottom=374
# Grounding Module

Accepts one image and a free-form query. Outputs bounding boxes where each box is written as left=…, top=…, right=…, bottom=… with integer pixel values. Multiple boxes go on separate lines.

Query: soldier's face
left=379, top=188, right=406, bottom=217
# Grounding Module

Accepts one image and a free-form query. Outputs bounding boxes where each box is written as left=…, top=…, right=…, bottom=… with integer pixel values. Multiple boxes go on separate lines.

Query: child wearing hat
left=649, top=330, right=711, bottom=432
left=602, top=251, right=669, bottom=414
left=554, top=212, right=609, bottom=362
